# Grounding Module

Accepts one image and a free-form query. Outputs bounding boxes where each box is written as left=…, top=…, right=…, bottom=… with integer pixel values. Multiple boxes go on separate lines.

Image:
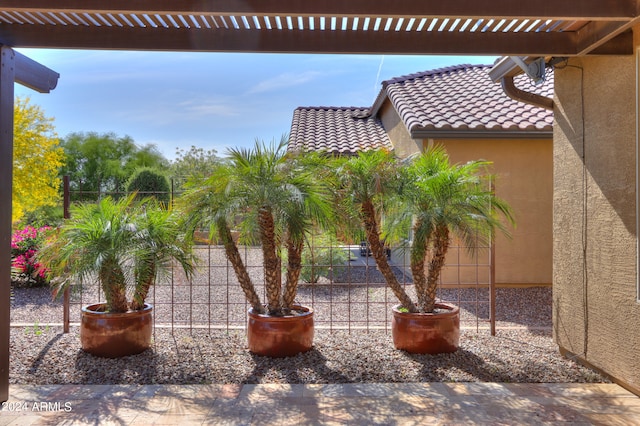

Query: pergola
left=2, top=1, right=639, bottom=400
left=0, top=1, right=637, bottom=55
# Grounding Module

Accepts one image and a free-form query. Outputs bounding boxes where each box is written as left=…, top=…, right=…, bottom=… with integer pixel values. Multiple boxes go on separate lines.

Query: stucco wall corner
left=552, top=55, right=640, bottom=391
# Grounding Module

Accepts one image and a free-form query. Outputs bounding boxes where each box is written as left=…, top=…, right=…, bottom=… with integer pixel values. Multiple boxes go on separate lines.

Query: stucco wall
left=380, top=97, right=553, bottom=286
left=379, top=102, right=421, bottom=157
left=442, top=139, right=553, bottom=286
left=553, top=53, right=639, bottom=391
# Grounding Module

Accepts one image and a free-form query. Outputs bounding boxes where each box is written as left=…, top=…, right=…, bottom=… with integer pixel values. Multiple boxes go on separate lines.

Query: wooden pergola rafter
left=0, top=0, right=639, bottom=55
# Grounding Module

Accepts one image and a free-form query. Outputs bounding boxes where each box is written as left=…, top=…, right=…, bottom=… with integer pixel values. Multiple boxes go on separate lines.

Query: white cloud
left=246, top=71, right=325, bottom=94
left=176, top=99, right=241, bottom=118
left=112, top=95, right=242, bottom=128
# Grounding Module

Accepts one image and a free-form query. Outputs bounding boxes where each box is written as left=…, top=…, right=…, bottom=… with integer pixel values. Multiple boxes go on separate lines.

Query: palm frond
left=395, top=145, right=515, bottom=312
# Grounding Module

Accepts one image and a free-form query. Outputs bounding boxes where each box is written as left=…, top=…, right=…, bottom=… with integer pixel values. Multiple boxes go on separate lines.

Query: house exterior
left=290, top=64, right=554, bottom=287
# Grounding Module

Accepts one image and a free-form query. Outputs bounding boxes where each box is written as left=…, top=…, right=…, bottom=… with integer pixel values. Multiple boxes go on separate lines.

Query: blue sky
left=15, top=49, right=496, bottom=159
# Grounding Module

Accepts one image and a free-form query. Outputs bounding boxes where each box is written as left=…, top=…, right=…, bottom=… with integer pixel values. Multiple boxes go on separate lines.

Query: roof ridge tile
left=382, top=64, right=491, bottom=86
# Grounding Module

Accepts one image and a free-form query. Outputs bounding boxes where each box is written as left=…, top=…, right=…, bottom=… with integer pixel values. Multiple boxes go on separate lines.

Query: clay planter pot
left=391, top=303, right=460, bottom=354
left=247, top=305, right=314, bottom=357
left=80, top=303, right=153, bottom=358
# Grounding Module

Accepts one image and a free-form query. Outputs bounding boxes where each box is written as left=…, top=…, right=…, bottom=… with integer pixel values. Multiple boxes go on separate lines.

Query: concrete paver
left=0, top=383, right=638, bottom=425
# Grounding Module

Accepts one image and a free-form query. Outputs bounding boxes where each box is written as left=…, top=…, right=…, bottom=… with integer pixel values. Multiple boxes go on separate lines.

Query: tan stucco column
left=553, top=53, right=639, bottom=393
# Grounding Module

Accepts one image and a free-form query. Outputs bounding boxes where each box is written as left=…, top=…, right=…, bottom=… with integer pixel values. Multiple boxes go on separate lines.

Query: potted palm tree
left=38, top=194, right=196, bottom=358
left=334, top=149, right=417, bottom=312
left=336, top=147, right=514, bottom=354
left=179, top=138, right=333, bottom=357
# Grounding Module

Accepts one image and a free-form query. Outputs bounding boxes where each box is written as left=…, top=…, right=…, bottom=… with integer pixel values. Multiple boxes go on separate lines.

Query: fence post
left=170, top=177, right=174, bottom=209
left=490, top=180, right=496, bottom=336
left=63, top=176, right=70, bottom=333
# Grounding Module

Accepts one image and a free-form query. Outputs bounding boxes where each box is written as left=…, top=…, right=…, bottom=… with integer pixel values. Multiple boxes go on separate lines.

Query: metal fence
left=61, top=177, right=496, bottom=334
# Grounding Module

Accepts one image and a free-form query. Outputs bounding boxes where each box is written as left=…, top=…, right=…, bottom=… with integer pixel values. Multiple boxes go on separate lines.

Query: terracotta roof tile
left=289, top=64, right=553, bottom=154
left=376, top=64, right=553, bottom=135
left=288, top=106, right=392, bottom=155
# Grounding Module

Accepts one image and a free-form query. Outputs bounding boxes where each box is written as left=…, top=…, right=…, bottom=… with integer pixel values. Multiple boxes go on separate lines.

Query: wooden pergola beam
left=0, top=45, right=58, bottom=403
left=0, top=24, right=632, bottom=56
left=0, top=46, right=15, bottom=405
left=13, top=50, right=59, bottom=93
left=0, top=1, right=637, bottom=56
left=576, top=17, right=640, bottom=55
left=0, top=0, right=636, bottom=20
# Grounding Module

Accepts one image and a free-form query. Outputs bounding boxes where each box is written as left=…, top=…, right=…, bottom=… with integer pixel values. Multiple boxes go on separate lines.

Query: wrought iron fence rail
left=62, top=243, right=495, bottom=334
left=59, top=183, right=496, bottom=335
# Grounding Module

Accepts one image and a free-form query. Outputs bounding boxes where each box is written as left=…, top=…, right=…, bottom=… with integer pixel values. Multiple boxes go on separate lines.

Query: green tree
left=60, top=132, right=168, bottom=199
left=179, top=138, right=333, bottom=315
left=287, top=232, right=349, bottom=284
left=170, top=145, right=220, bottom=190
left=128, top=144, right=169, bottom=172
left=335, top=148, right=515, bottom=313
left=13, top=97, right=65, bottom=224
left=127, top=167, right=171, bottom=205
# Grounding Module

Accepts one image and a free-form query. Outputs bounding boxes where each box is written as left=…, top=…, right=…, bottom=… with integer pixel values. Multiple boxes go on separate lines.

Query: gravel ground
left=8, top=247, right=606, bottom=385
left=9, top=285, right=607, bottom=386
left=10, top=327, right=605, bottom=385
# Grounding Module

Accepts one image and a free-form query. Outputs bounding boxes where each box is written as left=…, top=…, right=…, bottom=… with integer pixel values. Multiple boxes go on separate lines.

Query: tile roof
left=288, top=107, right=392, bottom=155
left=289, top=63, right=553, bottom=154
left=373, top=64, right=553, bottom=136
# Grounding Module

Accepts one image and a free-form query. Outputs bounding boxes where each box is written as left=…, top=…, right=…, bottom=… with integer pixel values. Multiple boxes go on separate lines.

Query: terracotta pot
left=247, top=305, right=314, bottom=357
left=80, top=303, right=153, bottom=358
left=391, top=303, right=460, bottom=354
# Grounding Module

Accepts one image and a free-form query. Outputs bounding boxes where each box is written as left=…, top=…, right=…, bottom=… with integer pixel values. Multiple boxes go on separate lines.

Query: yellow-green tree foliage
left=12, top=97, right=64, bottom=223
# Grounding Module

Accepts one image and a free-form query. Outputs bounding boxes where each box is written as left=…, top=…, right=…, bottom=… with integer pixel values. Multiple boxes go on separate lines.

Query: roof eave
left=369, top=85, right=389, bottom=118
left=410, top=129, right=553, bottom=140
left=488, top=57, right=523, bottom=82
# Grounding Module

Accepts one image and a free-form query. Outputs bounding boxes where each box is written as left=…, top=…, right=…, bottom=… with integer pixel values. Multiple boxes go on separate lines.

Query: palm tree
left=130, top=202, right=197, bottom=310
left=178, top=162, right=265, bottom=314
left=334, top=149, right=418, bottom=313
left=336, top=147, right=514, bottom=315
left=179, top=137, right=334, bottom=316
left=279, top=151, right=335, bottom=310
left=39, top=194, right=196, bottom=313
left=393, top=146, right=515, bottom=313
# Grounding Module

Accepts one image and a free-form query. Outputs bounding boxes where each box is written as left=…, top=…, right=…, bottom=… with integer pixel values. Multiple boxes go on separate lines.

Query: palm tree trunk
left=131, top=267, right=155, bottom=311
left=409, top=220, right=429, bottom=312
left=100, top=262, right=129, bottom=313
left=362, top=200, right=417, bottom=313
left=259, top=207, right=282, bottom=314
left=424, top=226, right=449, bottom=312
left=218, top=219, right=265, bottom=314
left=283, top=237, right=303, bottom=310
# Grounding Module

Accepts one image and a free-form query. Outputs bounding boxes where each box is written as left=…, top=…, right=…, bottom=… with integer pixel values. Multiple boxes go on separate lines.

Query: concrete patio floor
left=1, top=382, right=639, bottom=425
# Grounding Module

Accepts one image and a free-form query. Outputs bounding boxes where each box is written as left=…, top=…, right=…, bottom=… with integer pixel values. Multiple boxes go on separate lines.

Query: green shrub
left=126, top=167, right=170, bottom=205
left=15, top=205, right=64, bottom=228
left=298, top=234, right=349, bottom=283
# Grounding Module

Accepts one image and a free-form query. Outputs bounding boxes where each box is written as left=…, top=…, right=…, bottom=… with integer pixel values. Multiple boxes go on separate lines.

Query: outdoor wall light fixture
left=509, top=56, right=547, bottom=84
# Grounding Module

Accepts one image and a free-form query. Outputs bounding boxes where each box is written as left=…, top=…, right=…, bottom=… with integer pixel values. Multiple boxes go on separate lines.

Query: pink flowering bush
left=10, top=225, right=51, bottom=287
